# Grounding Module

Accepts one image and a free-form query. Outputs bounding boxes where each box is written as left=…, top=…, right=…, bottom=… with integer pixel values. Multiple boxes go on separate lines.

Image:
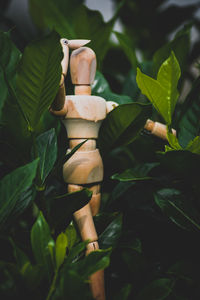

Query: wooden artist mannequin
left=50, top=38, right=118, bottom=300
left=50, top=38, right=176, bottom=300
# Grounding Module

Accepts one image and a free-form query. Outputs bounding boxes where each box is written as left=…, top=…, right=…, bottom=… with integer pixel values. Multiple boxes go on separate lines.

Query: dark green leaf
left=65, top=242, right=87, bottom=266
left=0, top=159, right=39, bottom=229
left=98, top=103, right=151, bottom=154
left=92, top=71, right=133, bottom=104
left=99, top=214, right=122, bottom=249
left=29, top=0, right=119, bottom=63
left=54, top=269, right=92, bottom=300
left=114, top=284, right=132, bottom=300
left=158, top=150, right=200, bottom=180
left=34, top=128, right=57, bottom=185
left=111, top=162, right=159, bottom=181
left=48, top=189, right=92, bottom=231
left=154, top=188, right=200, bottom=231
left=10, top=239, right=30, bottom=271
left=136, top=278, right=174, bottom=300
left=0, top=31, right=21, bottom=118
left=72, top=248, right=111, bottom=279
left=16, top=31, right=63, bottom=131
left=177, top=76, right=200, bottom=147
left=153, top=23, right=191, bottom=75
left=31, top=211, right=55, bottom=282
left=114, top=31, right=138, bottom=69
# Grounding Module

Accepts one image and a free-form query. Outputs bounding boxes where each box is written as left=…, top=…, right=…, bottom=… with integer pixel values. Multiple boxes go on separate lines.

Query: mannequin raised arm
left=50, top=38, right=90, bottom=115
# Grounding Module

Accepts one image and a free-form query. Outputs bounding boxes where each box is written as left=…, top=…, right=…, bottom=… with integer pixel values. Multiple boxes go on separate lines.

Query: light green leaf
left=0, top=159, right=39, bottom=229
left=65, top=223, right=78, bottom=251
left=55, top=232, right=68, bottom=270
left=136, top=51, right=181, bottom=124
left=186, top=136, right=200, bottom=154
left=166, top=131, right=182, bottom=151
left=31, top=211, right=55, bottom=282
left=16, top=31, right=63, bottom=131
left=98, top=103, right=151, bottom=154
left=166, top=130, right=200, bottom=155
left=34, top=128, right=57, bottom=185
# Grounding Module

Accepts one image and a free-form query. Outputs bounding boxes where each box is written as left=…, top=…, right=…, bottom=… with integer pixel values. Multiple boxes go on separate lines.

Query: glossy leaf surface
left=0, top=32, right=21, bottom=118
left=48, top=189, right=92, bottom=231
left=98, top=102, right=151, bottom=154
left=34, top=128, right=57, bottom=185
left=31, top=211, right=55, bottom=282
left=0, top=159, right=38, bottom=229
left=16, top=31, right=62, bottom=131
left=29, top=0, right=119, bottom=63
left=136, top=52, right=181, bottom=124
left=99, top=214, right=122, bottom=249
left=154, top=188, right=200, bottom=231
left=112, top=162, right=159, bottom=181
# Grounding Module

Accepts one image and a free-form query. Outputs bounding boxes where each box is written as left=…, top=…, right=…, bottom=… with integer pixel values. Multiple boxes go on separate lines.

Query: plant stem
left=46, top=270, right=58, bottom=300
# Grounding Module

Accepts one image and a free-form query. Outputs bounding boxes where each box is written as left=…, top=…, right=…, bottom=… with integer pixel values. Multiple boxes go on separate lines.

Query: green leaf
left=65, top=223, right=78, bottom=251
left=186, top=136, right=200, bottom=155
left=29, top=0, right=119, bottom=64
left=153, top=23, right=191, bottom=75
left=111, top=162, right=159, bottom=181
left=34, top=128, right=57, bottom=185
left=16, top=31, right=63, bottom=131
left=177, top=76, right=200, bottom=147
left=166, top=131, right=182, bottom=152
left=136, top=278, right=174, bottom=300
left=99, top=214, right=122, bottom=249
left=48, top=189, right=92, bottom=231
left=72, top=248, right=111, bottom=279
left=0, top=159, right=39, bottom=229
left=55, top=232, right=68, bottom=270
left=136, top=51, right=181, bottom=124
left=0, top=31, right=21, bottom=118
left=31, top=211, right=55, bottom=282
left=114, top=31, right=138, bottom=69
left=159, top=150, right=200, bottom=181
left=92, top=71, right=133, bottom=104
left=55, top=269, right=92, bottom=300
left=166, top=130, right=200, bottom=155
left=65, top=242, right=88, bottom=266
left=98, top=103, right=151, bottom=154
left=154, top=189, right=200, bottom=231
left=114, top=284, right=132, bottom=300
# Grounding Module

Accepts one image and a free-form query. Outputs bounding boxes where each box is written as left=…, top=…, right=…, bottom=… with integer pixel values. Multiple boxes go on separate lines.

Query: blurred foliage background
left=1, top=0, right=200, bottom=299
